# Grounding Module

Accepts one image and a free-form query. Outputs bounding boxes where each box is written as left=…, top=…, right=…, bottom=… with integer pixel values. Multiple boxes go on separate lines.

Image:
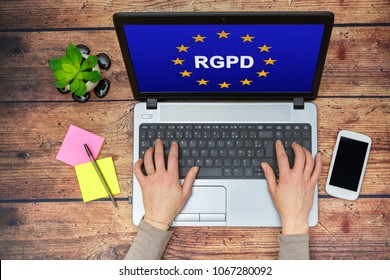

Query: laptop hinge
left=146, top=98, right=158, bottom=110
left=293, top=97, right=304, bottom=110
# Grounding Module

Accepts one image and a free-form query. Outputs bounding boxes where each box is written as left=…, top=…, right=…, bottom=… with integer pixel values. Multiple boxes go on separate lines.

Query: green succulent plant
left=48, top=44, right=101, bottom=96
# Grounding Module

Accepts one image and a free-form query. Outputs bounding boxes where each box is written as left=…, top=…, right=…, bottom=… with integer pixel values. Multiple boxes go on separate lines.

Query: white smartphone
left=325, top=130, right=372, bottom=200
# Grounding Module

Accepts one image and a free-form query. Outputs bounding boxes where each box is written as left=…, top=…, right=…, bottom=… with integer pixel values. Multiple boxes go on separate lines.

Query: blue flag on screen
left=124, top=24, right=324, bottom=94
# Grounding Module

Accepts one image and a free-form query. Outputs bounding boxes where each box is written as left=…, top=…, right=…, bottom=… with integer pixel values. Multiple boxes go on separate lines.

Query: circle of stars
left=172, top=30, right=277, bottom=89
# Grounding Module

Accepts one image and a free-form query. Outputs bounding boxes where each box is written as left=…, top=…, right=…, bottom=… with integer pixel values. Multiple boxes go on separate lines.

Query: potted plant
left=48, top=43, right=111, bottom=102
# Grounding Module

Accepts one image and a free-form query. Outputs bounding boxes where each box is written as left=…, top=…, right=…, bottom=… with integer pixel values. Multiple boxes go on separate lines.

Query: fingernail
left=193, top=166, right=199, bottom=173
left=276, top=139, right=282, bottom=144
left=261, top=163, right=266, bottom=169
left=156, top=138, right=162, bottom=142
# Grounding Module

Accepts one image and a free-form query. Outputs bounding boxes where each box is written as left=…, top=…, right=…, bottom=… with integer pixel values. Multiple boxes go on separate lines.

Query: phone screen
left=329, top=137, right=369, bottom=191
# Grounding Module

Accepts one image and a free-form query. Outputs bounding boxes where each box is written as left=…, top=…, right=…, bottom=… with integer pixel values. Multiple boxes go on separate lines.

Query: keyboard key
left=205, top=158, right=213, bottom=167
left=264, top=140, right=274, bottom=157
left=179, top=167, right=223, bottom=178
left=141, top=140, right=150, bottom=148
left=207, top=140, right=216, bottom=148
left=200, top=149, right=209, bottom=157
left=223, top=168, right=232, bottom=177
left=189, top=140, right=197, bottom=147
left=191, top=149, right=199, bottom=157
left=245, top=168, right=253, bottom=177
left=186, top=158, right=195, bottom=166
left=303, top=131, right=311, bottom=138
left=259, top=131, right=274, bottom=138
left=224, top=159, right=232, bottom=166
left=209, top=149, right=218, bottom=157
left=303, top=140, right=311, bottom=151
left=195, top=159, right=203, bottom=166
left=179, top=140, right=187, bottom=148
left=233, top=168, right=244, bottom=177
left=181, top=148, right=190, bottom=157
left=235, top=140, right=243, bottom=147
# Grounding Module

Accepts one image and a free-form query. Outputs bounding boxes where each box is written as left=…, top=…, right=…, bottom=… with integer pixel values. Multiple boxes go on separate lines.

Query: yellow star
left=257, top=70, right=269, bottom=77
left=258, top=44, right=271, bottom=52
left=217, top=30, right=230, bottom=39
left=240, top=78, right=252, bottom=86
left=176, top=44, right=189, bottom=52
left=171, top=58, right=185, bottom=65
left=219, top=81, right=231, bottom=88
left=241, top=34, right=255, bottom=42
left=192, top=34, right=206, bottom=42
left=197, top=78, right=209, bottom=86
left=179, top=70, right=192, bottom=77
left=263, top=58, right=277, bottom=65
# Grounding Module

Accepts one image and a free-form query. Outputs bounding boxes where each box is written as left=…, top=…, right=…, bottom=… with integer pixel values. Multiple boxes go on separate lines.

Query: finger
left=133, top=159, right=147, bottom=186
left=275, top=140, right=290, bottom=175
left=182, top=166, right=199, bottom=200
left=303, top=148, right=314, bottom=181
left=309, top=153, right=323, bottom=188
left=144, top=146, right=156, bottom=175
left=154, top=138, right=166, bottom=171
left=291, top=142, right=305, bottom=173
left=261, top=162, right=277, bottom=195
left=167, top=141, right=179, bottom=177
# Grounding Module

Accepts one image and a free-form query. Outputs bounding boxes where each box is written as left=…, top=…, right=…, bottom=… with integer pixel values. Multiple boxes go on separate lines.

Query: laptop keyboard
left=139, top=123, right=311, bottom=179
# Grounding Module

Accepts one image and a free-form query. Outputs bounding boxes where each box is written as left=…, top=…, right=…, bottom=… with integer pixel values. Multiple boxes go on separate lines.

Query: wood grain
left=0, top=0, right=389, bottom=29
left=0, top=99, right=388, bottom=200
left=0, top=198, right=388, bottom=259
left=0, top=27, right=389, bottom=101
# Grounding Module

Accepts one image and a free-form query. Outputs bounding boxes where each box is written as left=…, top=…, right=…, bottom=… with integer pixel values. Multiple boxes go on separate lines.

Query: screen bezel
left=114, top=12, right=334, bottom=101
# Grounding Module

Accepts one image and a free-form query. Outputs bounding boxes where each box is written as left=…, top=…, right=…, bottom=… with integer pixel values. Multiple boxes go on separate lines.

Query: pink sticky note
left=56, top=125, right=104, bottom=166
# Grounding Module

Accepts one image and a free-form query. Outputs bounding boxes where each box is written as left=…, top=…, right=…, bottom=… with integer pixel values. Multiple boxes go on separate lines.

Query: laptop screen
left=114, top=13, right=334, bottom=100
left=124, top=24, right=324, bottom=94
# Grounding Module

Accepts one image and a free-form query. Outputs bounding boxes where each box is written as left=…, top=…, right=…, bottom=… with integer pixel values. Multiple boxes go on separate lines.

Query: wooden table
left=0, top=1, right=389, bottom=260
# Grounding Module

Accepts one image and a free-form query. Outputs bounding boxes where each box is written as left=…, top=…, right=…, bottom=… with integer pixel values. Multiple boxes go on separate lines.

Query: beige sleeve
left=124, top=219, right=173, bottom=260
left=277, top=233, right=310, bottom=260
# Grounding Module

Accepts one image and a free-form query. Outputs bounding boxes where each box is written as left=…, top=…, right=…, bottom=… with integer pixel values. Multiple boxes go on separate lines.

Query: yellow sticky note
left=75, top=157, right=120, bottom=202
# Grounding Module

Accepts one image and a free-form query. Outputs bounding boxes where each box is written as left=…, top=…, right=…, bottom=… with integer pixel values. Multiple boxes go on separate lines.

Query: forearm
left=124, top=219, right=173, bottom=260
left=277, top=233, right=310, bottom=260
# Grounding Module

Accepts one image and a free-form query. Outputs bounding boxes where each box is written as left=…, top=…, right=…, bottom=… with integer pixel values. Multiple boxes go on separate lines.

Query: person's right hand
left=261, top=140, right=322, bottom=235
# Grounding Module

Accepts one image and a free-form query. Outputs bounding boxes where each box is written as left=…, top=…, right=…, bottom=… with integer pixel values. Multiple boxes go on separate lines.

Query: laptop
left=114, top=12, right=334, bottom=226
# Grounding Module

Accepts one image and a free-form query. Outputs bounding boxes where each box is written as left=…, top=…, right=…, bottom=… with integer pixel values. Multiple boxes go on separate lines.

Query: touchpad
left=180, top=186, right=226, bottom=214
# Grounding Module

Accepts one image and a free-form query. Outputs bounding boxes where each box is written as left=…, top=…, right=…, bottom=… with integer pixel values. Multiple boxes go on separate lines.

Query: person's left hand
left=133, top=139, right=199, bottom=230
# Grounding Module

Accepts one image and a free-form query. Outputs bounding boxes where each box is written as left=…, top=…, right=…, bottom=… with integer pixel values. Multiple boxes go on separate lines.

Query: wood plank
left=0, top=98, right=388, bottom=200
left=0, top=0, right=389, bottom=29
left=0, top=198, right=388, bottom=259
left=0, top=27, right=389, bottom=101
